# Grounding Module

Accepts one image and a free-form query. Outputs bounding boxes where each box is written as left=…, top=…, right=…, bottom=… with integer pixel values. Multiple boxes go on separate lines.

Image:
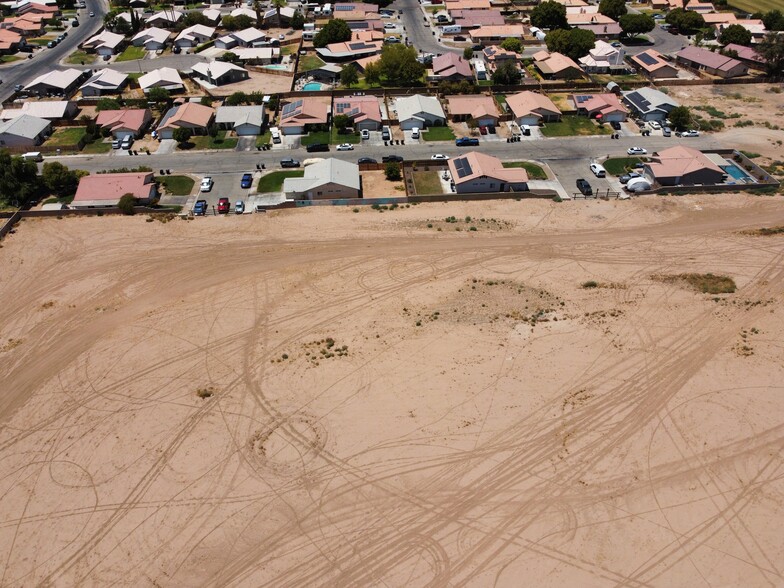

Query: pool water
left=721, top=161, right=752, bottom=182
left=264, top=64, right=289, bottom=70
left=302, top=82, right=324, bottom=90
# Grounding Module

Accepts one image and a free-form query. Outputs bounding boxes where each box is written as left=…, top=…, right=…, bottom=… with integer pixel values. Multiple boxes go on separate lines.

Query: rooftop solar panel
left=636, top=52, right=659, bottom=66
left=574, top=95, right=591, bottom=103
left=282, top=99, right=303, bottom=116
left=454, top=157, right=472, bottom=178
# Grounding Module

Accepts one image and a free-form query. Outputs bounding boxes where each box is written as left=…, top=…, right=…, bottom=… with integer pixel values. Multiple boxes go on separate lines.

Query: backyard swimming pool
left=263, top=64, right=289, bottom=70
left=721, top=161, right=754, bottom=183
left=302, top=82, right=324, bottom=90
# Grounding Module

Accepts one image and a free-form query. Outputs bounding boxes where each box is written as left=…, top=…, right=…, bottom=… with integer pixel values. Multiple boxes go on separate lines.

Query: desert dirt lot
left=1, top=195, right=784, bottom=586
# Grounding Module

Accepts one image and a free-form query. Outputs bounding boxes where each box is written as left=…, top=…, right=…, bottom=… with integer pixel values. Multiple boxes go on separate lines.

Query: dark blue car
left=240, top=173, right=253, bottom=189
left=455, top=137, right=479, bottom=146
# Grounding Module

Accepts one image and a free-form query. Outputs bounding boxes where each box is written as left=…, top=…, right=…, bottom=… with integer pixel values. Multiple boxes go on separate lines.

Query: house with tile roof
left=283, top=159, right=361, bottom=200
left=579, top=40, right=625, bottom=73
left=445, top=94, right=499, bottom=126
left=629, top=49, right=679, bottom=79
left=156, top=102, right=215, bottom=139
left=622, top=87, right=679, bottom=122
left=644, top=146, right=725, bottom=186
left=333, top=95, right=382, bottom=131
left=280, top=97, right=330, bottom=135
left=430, top=53, right=473, bottom=81
left=72, top=172, right=157, bottom=208
left=570, top=93, right=627, bottom=121
left=95, top=109, right=153, bottom=139
left=505, top=91, right=561, bottom=125
left=468, top=24, right=528, bottom=45
left=676, top=46, right=747, bottom=78
left=533, top=50, right=584, bottom=79
left=448, top=152, right=529, bottom=193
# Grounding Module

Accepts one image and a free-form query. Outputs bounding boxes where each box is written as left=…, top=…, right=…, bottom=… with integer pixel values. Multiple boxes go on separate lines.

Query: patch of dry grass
left=654, top=273, right=737, bottom=294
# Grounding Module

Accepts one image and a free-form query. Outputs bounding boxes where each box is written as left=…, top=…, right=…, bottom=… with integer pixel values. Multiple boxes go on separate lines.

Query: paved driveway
left=156, top=139, right=178, bottom=155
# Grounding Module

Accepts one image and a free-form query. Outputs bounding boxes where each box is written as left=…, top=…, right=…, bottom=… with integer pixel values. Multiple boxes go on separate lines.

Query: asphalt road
left=0, top=0, right=108, bottom=102
left=391, top=0, right=460, bottom=55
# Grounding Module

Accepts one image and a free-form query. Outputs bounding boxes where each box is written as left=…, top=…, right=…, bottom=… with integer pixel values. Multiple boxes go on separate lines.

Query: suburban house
left=702, top=12, right=737, bottom=26
left=675, top=46, right=748, bottom=79
left=283, top=158, right=361, bottom=200
left=233, top=46, right=280, bottom=64
left=138, top=67, right=184, bottom=93
left=0, top=29, right=25, bottom=53
left=24, top=68, right=85, bottom=96
left=723, top=19, right=767, bottom=41
left=71, top=172, right=158, bottom=209
left=394, top=94, right=446, bottom=130
left=326, top=4, right=380, bottom=31
left=229, top=7, right=256, bottom=19
left=445, top=94, right=499, bottom=126
left=505, top=91, right=562, bottom=126
left=215, top=105, right=266, bottom=135
left=630, top=49, right=679, bottom=79
left=0, top=114, right=50, bottom=148
left=578, top=40, right=625, bottom=73
left=685, top=1, right=716, bottom=12
left=144, top=10, right=183, bottom=28
left=723, top=43, right=766, bottom=70
left=482, top=45, right=518, bottom=72
left=214, top=27, right=266, bottom=50
left=566, top=10, right=615, bottom=26
left=445, top=0, right=492, bottom=10
left=131, top=27, right=170, bottom=51
left=622, top=87, right=679, bottom=122
left=191, top=61, right=249, bottom=86
left=174, top=24, right=215, bottom=49
left=279, top=97, right=330, bottom=135
left=80, top=69, right=128, bottom=96
left=156, top=102, right=215, bottom=139
left=644, top=146, right=726, bottom=187
left=333, top=95, right=382, bottom=131
left=0, top=100, right=77, bottom=120
left=95, top=108, right=153, bottom=139
left=16, top=2, right=58, bottom=16
left=1, top=15, right=44, bottom=36
left=82, top=30, right=125, bottom=56
left=570, top=93, right=627, bottom=121
left=262, top=5, right=296, bottom=25
left=533, top=50, right=584, bottom=79
left=316, top=39, right=382, bottom=61
left=430, top=53, right=473, bottom=81
left=451, top=9, right=505, bottom=28
left=468, top=25, right=528, bottom=45
left=448, top=152, right=529, bottom=194
left=574, top=22, right=622, bottom=39
left=202, top=8, right=221, bottom=24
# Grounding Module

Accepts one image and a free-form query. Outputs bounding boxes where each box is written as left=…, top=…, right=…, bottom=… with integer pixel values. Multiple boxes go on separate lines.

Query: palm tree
left=271, top=0, right=287, bottom=27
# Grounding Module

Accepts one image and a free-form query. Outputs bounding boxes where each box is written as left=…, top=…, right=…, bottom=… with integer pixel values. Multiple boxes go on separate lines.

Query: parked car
left=200, top=176, right=214, bottom=192
left=280, top=158, right=300, bottom=168
left=431, top=154, right=449, bottom=160
left=193, top=200, right=208, bottom=215
left=619, top=172, right=641, bottom=184
left=13, top=84, right=23, bottom=92
left=336, top=143, right=354, bottom=151
left=240, top=173, right=253, bottom=188
left=662, top=126, right=672, bottom=137
left=384, top=22, right=396, bottom=29
left=611, top=41, right=622, bottom=47
left=385, top=36, right=400, bottom=43
left=648, top=120, right=661, bottom=130
left=627, top=147, right=647, bottom=155
left=120, top=137, right=133, bottom=150
left=89, top=11, right=94, bottom=16
left=306, top=143, right=329, bottom=152
left=589, top=163, right=606, bottom=177
left=172, top=45, right=181, bottom=54
left=361, top=129, right=370, bottom=139
left=610, top=120, right=621, bottom=130
left=681, top=129, right=700, bottom=137
left=455, top=137, right=479, bottom=146
left=111, top=139, right=121, bottom=149
left=235, top=200, right=245, bottom=214
left=47, top=40, right=56, bottom=48
left=487, top=125, right=496, bottom=134
left=357, top=157, right=377, bottom=164
left=217, top=197, right=230, bottom=214
left=479, top=126, right=488, bottom=135
left=576, top=178, right=592, bottom=196
left=382, top=155, right=403, bottom=163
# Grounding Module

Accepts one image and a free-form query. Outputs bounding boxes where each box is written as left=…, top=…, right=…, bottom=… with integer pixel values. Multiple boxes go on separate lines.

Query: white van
left=22, top=151, right=43, bottom=162
left=322, top=3, right=332, bottom=15
left=521, top=124, right=531, bottom=136
left=441, top=25, right=461, bottom=34
left=270, top=126, right=281, bottom=144
left=411, top=127, right=420, bottom=139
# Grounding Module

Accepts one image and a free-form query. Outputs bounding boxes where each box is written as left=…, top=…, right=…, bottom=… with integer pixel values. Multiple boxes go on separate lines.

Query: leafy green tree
left=95, top=98, right=122, bottom=112
left=291, top=10, right=305, bottom=30
left=757, top=32, right=784, bottom=76
left=530, top=0, right=567, bottom=30
left=313, top=18, right=352, bottom=48
left=619, top=13, right=655, bottom=38
left=363, top=61, right=382, bottom=85
left=172, top=127, right=192, bottom=145
left=117, top=193, right=136, bottom=215
left=340, top=64, right=359, bottom=87
left=384, top=162, right=401, bottom=181
left=545, top=28, right=595, bottom=61
left=271, top=0, right=287, bottom=26
left=379, top=44, right=424, bottom=85
left=665, top=8, right=705, bottom=32
left=491, top=60, right=522, bottom=85
left=761, top=9, right=784, bottom=31
left=500, top=37, right=522, bottom=53
left=225, top=91, right=248, bottom=106
left=599, top=0, right=627, bottom=20
left=147, top=87, right=171, bottom=108
left=463, top=46, right=474, bottom=59
left=333, top=114, right=350, bottom=133
left=668, top=106, right=691, bottom=131
left=200, top=96, right=213, bottom=107
left=41, top=162, right=83, bottom=198
left=719, top=24, right=752, bottom=47
left=220, top=51, right=240, bottom=63
left=178, top=11, right=209, bottom=30
left=0, top=150, right=40, bottom=205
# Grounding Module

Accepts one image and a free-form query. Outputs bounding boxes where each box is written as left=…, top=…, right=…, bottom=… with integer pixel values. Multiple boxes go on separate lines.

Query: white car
left=627, top=147, right=647, bottom=155
left=648, top=120, right=661, bottom=130
left=589, top=163, right=606, bottom=177
left=431, top=154, right=449, bottom=160
left=384, top=23, right=396, bottom=29
left=360, top=129, right=370, bottom=139
left=336, top=143, right=354, bottom=151
left=200, top=177, right=214, bottom=192
left=385, top=36, right=400, bottom=43
left=681, top=130, right=700, bottom=137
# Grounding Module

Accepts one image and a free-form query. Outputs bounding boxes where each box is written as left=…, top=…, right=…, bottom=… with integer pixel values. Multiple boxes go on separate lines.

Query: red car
left=479, top=126, right=488, bottom=135
left=217, top=197, right=230, bottom=214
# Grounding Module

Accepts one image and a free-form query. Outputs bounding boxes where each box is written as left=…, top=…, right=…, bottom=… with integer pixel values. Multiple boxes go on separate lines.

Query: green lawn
left=46, top=127, right=87, bottom=147
left=331, top=127, right=360, bottom=144
left=0, top=55, right=22, bottom=63
left=494, top=94, right=507, bottom=110
left=116, top=45, right=147, bottom=62
left=156, top=175, right=195, bottom=195
left=603, top=157, right=644, bottom=176
left=256, top=129, right=271, bottom=147
left=127, top=72, right=143, bottom=82
left=412, top=171, right=443, bottom=195
left=257, top=170, right=304, bottom=193
left=540, top=115, right=612, bottom=138
left=502, top=161, right=548, bottom=180
left=186, top=131, right=239, bottom=150
left=300, top=130, right=331, bottom=146
left=65, top=50, right=92, bottom=65
left=27, top=38, right=54, bottom=46
left=81, top=140, right=112, bottom=154
left=422, top=126, right=456, bottom=141
left=728, top=0, right=778, bottom=11
left=298, top=54, right=325, bottom=72
left=281, top=44, right=294, bottom=55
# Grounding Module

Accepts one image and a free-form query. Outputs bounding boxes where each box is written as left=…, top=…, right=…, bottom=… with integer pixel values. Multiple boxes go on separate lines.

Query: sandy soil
left=1, top=194, right=784, bottom=587
left=360, top=169, right=405, bottom=198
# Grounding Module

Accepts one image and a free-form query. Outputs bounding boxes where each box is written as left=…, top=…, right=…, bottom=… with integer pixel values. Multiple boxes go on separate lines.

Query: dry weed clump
left=581, top=281, right=627, bottom=290
left=741, top=226, right=784, bottom=236
left=0, top=338, right=22, bottom=353
left=653, top=273, right=736, bottom=294
left=196, top=386, right=216, bottom=399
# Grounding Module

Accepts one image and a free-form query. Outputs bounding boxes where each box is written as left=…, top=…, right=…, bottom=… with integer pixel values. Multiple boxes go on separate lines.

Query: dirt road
left=1, top=195, right=783, bottom=587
